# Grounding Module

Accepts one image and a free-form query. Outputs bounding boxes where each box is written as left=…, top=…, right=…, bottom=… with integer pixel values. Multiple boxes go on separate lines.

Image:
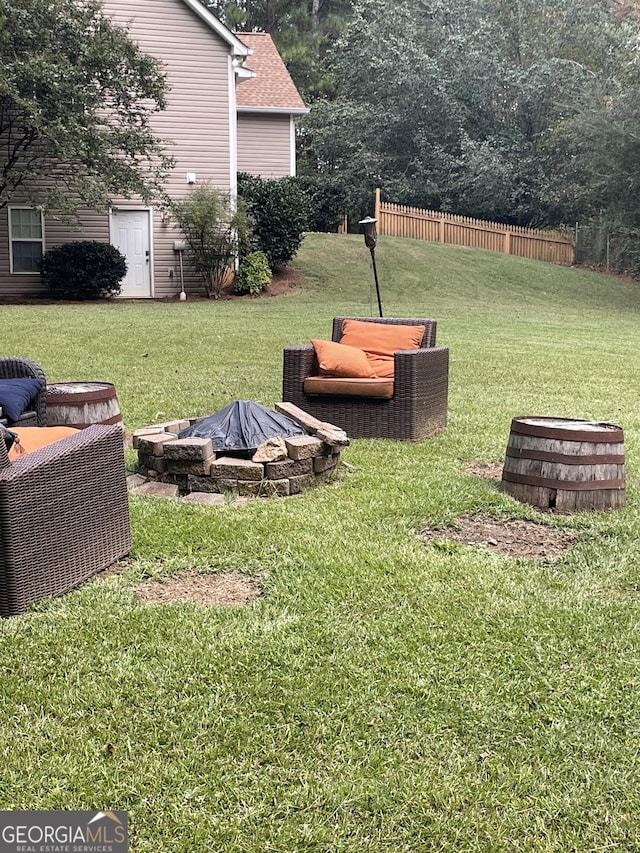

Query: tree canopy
left=298, top=0, right=640, bottom=229
left=0, top=0, right=172, bottom=215
left=204, top=0, right=352, bottom=100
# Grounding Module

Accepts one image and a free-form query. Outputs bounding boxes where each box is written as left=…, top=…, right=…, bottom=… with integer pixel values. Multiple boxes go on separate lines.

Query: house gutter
left=237, top=106, right=310, bottom=116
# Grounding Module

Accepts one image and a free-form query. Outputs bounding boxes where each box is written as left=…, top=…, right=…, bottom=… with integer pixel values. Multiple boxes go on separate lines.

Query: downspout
left=228, top=53, right=239, bottom=200
left=290, top=115, right=296, bottom=176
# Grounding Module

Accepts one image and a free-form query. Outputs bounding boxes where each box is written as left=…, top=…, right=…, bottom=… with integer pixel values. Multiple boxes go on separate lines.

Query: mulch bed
left=0, top=268, right=302, bottom=305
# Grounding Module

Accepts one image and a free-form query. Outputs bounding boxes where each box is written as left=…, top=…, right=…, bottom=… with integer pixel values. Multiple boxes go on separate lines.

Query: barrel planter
left=46, top=382, right=123, bottom=432
left=502, top=416, right=625, bottom=512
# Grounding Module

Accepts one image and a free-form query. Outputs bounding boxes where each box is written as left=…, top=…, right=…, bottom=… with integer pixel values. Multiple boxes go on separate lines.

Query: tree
left=205, top=0, right=329, bottom=34
left=204, top=0, right=354, bottom=102
left=301, top=0, right=640, bottom=227
left=0, top=0, right=173, bottom=216
left=300, top=0, right=465, bottom=213
left=170, top=186, right=250, bottom=298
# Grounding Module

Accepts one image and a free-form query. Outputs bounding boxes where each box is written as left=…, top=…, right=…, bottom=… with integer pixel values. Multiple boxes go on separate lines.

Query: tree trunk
left=265, top=0, right=276, bottom=31
left=311, top=0, right=320, bottom=31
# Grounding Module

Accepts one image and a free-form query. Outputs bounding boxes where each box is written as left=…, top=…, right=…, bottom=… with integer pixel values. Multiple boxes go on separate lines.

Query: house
left=0, top=0, right=307, bottom=299
left=236, top=33, right=309, bottom=179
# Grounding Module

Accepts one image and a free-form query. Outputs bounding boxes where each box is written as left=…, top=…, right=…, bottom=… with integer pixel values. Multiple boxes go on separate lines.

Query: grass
left=2, top=233, right=640, bottom=850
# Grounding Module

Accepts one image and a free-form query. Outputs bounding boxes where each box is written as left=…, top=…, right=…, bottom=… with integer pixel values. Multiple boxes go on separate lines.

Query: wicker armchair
left=283, top=316, right=449, bottom=440
left=0, top=357, right=47, bottom=426
left=0, top=424, right=132, bottom=617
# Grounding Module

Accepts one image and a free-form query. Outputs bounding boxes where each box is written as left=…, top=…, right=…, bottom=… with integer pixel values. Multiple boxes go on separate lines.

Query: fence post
left=504, top=230, right=511, bottom=255
left=439, top=217, right=445, bottom=243
left=375, top=187, right=381, bottom=225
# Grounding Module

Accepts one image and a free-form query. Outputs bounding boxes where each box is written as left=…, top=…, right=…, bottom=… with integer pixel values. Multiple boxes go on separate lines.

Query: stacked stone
left=133, top=417, right=344, bottom=498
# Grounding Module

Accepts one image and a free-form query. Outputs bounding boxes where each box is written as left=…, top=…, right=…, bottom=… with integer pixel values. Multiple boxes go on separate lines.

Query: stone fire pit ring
left=133, top=402, right=349, bottom=499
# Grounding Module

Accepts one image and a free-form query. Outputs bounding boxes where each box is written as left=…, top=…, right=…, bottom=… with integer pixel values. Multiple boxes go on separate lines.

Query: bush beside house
left=294, top=175, right=349, bottom=233
left=41, top=241, right=127, bottom=300
left=170, top=186, right=250, bottom=299
left=238, top=173, right=309, bottom=269
left=235, top=251, right=272, bottom=295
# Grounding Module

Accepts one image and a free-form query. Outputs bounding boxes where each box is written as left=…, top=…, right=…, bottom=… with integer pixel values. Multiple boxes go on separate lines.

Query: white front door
left=111, top=209, right=152, bottom=298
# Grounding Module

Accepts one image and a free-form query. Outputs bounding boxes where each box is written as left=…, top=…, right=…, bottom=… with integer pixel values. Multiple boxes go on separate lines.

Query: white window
left=9, top=207, right=44, bottom=273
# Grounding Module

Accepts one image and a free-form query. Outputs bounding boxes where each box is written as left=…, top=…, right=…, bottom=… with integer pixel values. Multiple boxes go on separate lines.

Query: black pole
left=359, top=215, right=383, bottom=316
left=370, top=247, right=383, bottom=317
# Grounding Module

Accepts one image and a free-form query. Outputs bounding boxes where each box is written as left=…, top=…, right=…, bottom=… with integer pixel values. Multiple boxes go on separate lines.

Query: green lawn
left=2, top=233, right=640, bottom=851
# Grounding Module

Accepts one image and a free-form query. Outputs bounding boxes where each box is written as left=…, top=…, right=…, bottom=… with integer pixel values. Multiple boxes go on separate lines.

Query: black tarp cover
left=178, top=400, right=305, bottom=452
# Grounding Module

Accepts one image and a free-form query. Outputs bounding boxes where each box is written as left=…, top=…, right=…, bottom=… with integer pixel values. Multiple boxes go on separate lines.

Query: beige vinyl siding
left=0, top=203, right=42, bottom=296
left=0, top=204, right=109, bottom=297
left=0, top=0, right=236, bottom=298
left=237, top=113, right=293, bottom=178
left=104, top=0, right=235, bottom=298
left=0, top=198, right=202, bottom=300
left=105, top=0, right=233, bottom=194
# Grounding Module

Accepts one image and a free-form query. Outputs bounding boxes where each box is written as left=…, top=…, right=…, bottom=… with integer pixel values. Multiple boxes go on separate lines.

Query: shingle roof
left=235, top=32, right=308, bottom=113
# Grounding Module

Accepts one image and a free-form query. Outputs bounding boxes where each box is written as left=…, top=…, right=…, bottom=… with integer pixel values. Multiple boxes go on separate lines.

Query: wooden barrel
left=46, top=382, right=123, bottom=431
left=502, top=416, right=625, bottom=512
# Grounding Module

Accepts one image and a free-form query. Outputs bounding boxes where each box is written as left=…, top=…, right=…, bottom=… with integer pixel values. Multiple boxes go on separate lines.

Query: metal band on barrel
left=510, top=417, right=624, bottom=444
left=502, top=471, right=625, bottom=490
left=505, top=448, right=625, bottom=465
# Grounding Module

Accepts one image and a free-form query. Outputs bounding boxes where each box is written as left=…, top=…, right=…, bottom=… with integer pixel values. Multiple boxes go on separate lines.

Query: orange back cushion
left=311, top=339, right=378, bottom=378
left=339, top=320, right=426, bottom=378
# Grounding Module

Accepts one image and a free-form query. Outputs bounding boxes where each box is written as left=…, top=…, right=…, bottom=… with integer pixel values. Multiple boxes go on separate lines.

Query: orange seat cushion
left=304, top=376, right=394, bottom=399
left=8, top=426, right=80, bottom=460
left=339, top=320, right=426, bottom=378
left=311, top=339, right=378, bottom=378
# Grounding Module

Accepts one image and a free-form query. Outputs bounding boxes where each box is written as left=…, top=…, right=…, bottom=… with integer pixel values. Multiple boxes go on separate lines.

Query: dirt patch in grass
left=420, top=512, right=579, bottom=559
left=133, top=572, right=262, bottom=607
left=464, top=459, right=504, bottom=480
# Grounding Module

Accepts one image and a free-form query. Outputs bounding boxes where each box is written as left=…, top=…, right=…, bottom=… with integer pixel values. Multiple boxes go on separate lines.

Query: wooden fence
left=373, top=188, right=575, bottom=266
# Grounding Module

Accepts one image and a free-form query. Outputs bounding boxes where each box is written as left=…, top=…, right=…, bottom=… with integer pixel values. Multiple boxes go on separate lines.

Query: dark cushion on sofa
left=0, top=378, right=45, bottom=422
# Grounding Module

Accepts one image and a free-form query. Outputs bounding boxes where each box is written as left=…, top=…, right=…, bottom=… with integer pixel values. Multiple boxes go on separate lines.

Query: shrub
left=294, top=175, right=349, bottom=232
left=237, top=173, right=309, bottom=269
left=235, top=251, right=272, bottom=296
left=41, top=240, right=127, bottom=300
left=170, top=185, right=250, bottom=298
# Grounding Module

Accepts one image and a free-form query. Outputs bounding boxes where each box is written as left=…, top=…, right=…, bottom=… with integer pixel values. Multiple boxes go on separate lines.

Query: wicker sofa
left=0, top=424, right=132, bottom=617
left=282, top=316, right=449, bottom=440
left=0, top=357, right=47, bottom=426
